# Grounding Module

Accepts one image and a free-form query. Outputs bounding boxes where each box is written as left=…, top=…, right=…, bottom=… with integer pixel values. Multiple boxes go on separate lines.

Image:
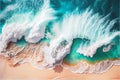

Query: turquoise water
left=16, top=37, right=27, bottom=47
left=0, top=0, right=120, bottom=65
left=0, top=22, right=4, bottom=34
left=0, top=24, right=2, bottom=33
left=64, top=36, right=120, bottom=64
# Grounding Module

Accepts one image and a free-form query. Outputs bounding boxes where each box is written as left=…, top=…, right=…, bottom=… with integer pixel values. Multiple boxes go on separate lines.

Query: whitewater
left=0, top=0, right=120, bottom=73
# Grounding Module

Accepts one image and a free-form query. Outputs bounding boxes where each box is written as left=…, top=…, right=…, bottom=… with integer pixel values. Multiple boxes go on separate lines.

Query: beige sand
left=0, top=43, right=120, bottom=80
left=0, top=57, right=120, bottom=80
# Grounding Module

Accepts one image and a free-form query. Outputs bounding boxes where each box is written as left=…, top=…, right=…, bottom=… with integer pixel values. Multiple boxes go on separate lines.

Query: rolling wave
left=0, top=0, right=119, bottom=73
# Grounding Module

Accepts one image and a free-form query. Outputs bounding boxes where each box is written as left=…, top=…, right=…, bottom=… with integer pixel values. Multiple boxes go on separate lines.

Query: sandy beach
left=0, top=56, right=120, bottom=80
left=0, top=0, right=120, bottom=80
left=0, top=57, right=120, bottom=80
left=0, top=43, right=120, bottom=80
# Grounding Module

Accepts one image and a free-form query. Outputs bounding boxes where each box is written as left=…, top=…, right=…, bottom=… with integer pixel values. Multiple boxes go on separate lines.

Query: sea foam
left=0, top=0, right=56, bottom=52
left=0, top=0, right=120, bottom=73
left=51, top=9, right=120, bottom=57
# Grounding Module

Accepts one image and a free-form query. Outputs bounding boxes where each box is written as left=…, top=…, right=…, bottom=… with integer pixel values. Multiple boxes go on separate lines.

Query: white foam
left=0, top=4, right=18, bottom=19
left=42, top=36, right=72, bottom=68
left=51, top=9, right=120, bottom=57
left=0, top=1, right=119, bottom=73
left=63, top=60, right=120, bottom=73
left=0, top=0, right=56, bottom=52
left=25, top=0, right=56, bottom=43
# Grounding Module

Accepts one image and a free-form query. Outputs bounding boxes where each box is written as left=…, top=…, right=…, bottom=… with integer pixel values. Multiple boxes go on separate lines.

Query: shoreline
left=0, top=42, right=120, bottom=73
left=0, top=57, right=120, bottom=80
left=63, top=59, right=120, bottom=73
left=0, top=43, right=120, bottom=79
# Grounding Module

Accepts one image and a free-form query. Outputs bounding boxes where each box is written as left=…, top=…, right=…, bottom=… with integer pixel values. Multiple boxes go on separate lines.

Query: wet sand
left=0, top=57, right=120, bottom=80
left=0, top=43, right=120, bottom=80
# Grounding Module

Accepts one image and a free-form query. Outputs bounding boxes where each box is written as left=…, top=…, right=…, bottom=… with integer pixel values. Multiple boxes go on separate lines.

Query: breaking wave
left=0, top=0, right=120, bottom=73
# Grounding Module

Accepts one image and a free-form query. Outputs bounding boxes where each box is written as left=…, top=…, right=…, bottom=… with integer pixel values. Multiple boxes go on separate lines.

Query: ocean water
left=64, top=36, right=120, bottom=65
left=0, top=24, right=3, bottom=33
left=0, top=0, right=120, bottom=66
left=16, top=37, right=27, bottom=47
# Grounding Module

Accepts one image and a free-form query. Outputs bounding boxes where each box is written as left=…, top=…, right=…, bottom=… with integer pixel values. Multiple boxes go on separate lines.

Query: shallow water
left=64, top=36, right=120, bottom=65
left=0, top=0, right=120, bottom=67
